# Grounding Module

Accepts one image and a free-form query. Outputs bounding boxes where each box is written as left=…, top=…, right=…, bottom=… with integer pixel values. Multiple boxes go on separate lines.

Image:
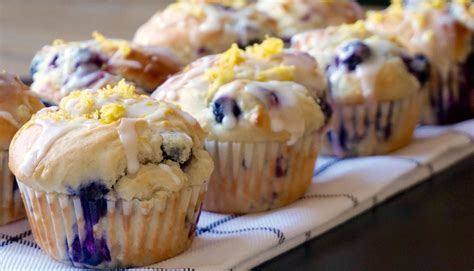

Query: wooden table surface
left=1, top=0, right=172, bottom=76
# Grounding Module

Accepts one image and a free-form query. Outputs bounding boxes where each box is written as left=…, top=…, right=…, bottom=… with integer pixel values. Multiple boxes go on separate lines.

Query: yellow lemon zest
left=420, top=0, right=446, bottom=9
left=52, top=39, right=65, bottom=46
left=390, top=0, right=404, bottom=9
left=367, top=11, right=384, bottom=23
left=45, top=110, right=71, bottom=122
left=414, top=13, right=427, bottom=27
left=205, top=38, right=289, bottom=102
left=78, top=93, right=94, bottom=111
left=100, top=80, right=140, bottom=99
left=205, top=44, right=244, bottom=102
left=92, top=31, right=131, bottom=56
left=341, top=20, right=368, bottom=34
left=99, top=103, right=126, bottom=124
left=245, top=37, right=284, bottom=59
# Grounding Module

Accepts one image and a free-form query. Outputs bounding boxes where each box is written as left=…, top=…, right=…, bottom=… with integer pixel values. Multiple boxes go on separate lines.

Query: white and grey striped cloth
left=1, top=120, right=473, bottom=270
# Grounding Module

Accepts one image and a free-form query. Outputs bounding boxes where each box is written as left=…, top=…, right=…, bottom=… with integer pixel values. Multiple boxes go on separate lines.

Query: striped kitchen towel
left=1, top=120, right=473, bottom=270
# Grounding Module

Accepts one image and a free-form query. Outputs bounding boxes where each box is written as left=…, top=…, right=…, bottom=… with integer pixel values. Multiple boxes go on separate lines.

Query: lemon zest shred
left=92, top=31, right=131, bottom=56
left=99, top=103, right=126, bottom=124
left=245, top=37, right=284, bottom=59
left=205, top=44, right=243, bottom=102
left=52, top=39, right=65, bottom=46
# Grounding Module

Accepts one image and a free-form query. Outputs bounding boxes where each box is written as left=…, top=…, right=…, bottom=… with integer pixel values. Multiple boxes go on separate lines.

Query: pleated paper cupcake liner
left=0, top=151, right=25, bottom=225
left=423, top=63, right=474, bottom=125
left=203, top=133, right=321, bottom=214
left=18, top=181, right=207, bottom=268
left=322, top=91, right=426, bottom=157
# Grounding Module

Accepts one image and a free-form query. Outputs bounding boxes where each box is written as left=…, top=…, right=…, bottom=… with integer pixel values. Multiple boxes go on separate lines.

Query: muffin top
left=133, top=1, right=277, bottom=64
left=403, top=0, right=474, bottom=30
left=30, top=33, right=182, bottom=103
left=293, top=23, right=430, bottom=104
left=292, top=21, right=372, bottom=70
left=365, top=0, right=471, bottom=77
left=0, top=73, right=44, bottom=151
left=152, top=38, right=329, bottom=144
left=255, top=0, right=363, bottom=39
left=9, top=81, right=213, bottom=199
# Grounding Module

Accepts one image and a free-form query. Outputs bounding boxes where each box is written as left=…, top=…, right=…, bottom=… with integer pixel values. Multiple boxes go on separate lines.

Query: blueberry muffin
left=366, top=1, right=472, bottom=124
left=255, top=0, right=363, bottom=41
left=0, top=72, right=43, bottom=225
left=292, top=23, right=430, bottom=156
left=153, top=38, right=330, bottom=213
left=133, top=1, right=277, bottom=64
left=30, top=32, right=182, bottom=104
left=9, top=81, right=213, bottom=268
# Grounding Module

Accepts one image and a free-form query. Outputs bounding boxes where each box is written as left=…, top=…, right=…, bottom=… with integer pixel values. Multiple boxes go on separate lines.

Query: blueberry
left=375, top=102, right=393, bottom=141
left=71, top=182, right=109, bottom=225
left=301, top=12, right=312, bottom=22
left=161, top=132, right=193, bottom=164
left=74, top=48, right=104, bottom=70
left=12, top=178, right=18, bottom=193
left=268, top=92, right=280, bottom=107
left=68, top=234, right=82, bottom=263
left=315, top=96, right=332, bottom=125
left=41, top=99, right=56, bottom=107
left=197, top=47, right=210, bottom=56
left=49, top=54, right=59, bottom=68
left=212, top=97, right=242, bottom=124
left=237, top=38, right=263, bottom=50
left=30, top=56, right=41, bottom=77
left=67, top=234, right=110, bottom=266
left=402, top=54, right=431, bottom=86
left=272, top=191, right=279, bottom=200
left=66, top=182, right=111, bottom=266
left=275, top=155, right=288, bottom=178
left=211, top=3, right=235, bottom=11
left=338, top=41, right=372, bottom=71
left=282, top=37, right=292, bottom=46
left=241, top=159, right=248, bottom=169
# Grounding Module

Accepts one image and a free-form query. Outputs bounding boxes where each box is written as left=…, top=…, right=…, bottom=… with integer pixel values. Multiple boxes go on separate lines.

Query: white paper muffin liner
left=17, top=181, right=207, bottom=268
left=203, top=133, right=321, bottom=214
left=322, top=91, right=426, bottom=157
left=0, top=151, right=25, bottom=225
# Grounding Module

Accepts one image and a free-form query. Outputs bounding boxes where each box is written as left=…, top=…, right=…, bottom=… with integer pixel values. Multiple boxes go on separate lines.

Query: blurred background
left=0, top=0, right=389, bottom=76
